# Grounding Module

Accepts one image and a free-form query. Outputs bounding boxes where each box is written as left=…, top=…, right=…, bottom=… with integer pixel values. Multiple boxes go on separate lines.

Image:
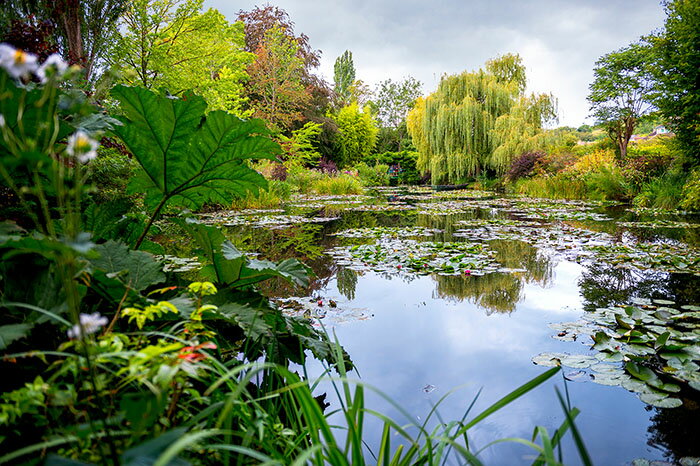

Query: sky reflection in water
left=308, top=260, right=670, bottom=464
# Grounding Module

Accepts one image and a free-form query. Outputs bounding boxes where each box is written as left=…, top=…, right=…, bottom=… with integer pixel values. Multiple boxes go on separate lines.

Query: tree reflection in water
left=432, top=239, right=553, bottom=314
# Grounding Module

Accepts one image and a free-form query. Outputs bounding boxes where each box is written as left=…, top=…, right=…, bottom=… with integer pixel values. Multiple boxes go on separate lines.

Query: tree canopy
left=116, top=0, right=253, bottom=115
left=587, top=42, right=655, bottom=159
left=649, top=0, right=700, bottom=163
left=407, top=54, right=557, bottom=183
left=331, top=103, right=378, bottom=167
left=333, top=50, right=355, bottom=107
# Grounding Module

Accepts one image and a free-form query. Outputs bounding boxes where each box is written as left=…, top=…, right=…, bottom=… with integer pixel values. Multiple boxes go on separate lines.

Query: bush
left=680, top=170, right=700, bottom=211
left=269, top=162, right=288, bottom=181
left=286, top=167, right=327, bottom=193
left=634, top=171, right=687, bottom=210
left=314, top=174, right=363, bottom=195
left=362, top=150, right=421, bottom=184
left=231, top=180, right=292, bottom=210
left=514, top=173, right=587, bottom=199
left=623, top=139, right=675, bottom=185
left=355, top=162, right=390, bottom=186
left=86, top=145, right=137, bottom=205
left=585, top=165, right=633, bottom=201
left=318, top=157, right=338, bottom=175
left=506, top=151, right=545, bottom=181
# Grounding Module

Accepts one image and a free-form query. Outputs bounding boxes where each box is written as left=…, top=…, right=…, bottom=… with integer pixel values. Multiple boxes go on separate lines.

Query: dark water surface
left=221, top=189, right=700, bottom=465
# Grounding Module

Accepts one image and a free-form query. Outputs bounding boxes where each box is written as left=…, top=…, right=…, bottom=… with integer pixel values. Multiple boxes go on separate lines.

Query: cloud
left=206, top=0, right=665, bottom=126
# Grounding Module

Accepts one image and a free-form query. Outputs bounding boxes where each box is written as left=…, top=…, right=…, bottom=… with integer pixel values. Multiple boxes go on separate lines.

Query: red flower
left=178, top=342, right=217, bottom=362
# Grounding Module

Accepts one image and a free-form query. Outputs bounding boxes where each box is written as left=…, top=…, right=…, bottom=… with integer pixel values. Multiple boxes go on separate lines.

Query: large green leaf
left=0, top=323, right=32, bottom=349
left=111, top=85, right=280, bottom=212
left=91, top=240, right=165, bottom=292
left=179, top=220, right=312, bottom=289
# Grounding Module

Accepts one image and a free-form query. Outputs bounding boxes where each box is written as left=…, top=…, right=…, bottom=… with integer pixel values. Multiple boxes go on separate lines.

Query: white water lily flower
left=36, top=53, right=68, bottom=83
left=0, top=43, right=39, bottom=79
left=66, top=130, right=99, bottom=163
left=67, top=313, right=108, bottom=339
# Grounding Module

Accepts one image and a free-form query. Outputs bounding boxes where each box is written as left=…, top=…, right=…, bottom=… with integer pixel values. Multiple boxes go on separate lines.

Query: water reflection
left=336, top=266, right=358, bottom=301
left=579, top=262, right=700, bottom=310
left=647, top=402, right=700, bottom=462
left=433, top=240, right=554, bottom=314
left=218, top=192, right=700, bottom=463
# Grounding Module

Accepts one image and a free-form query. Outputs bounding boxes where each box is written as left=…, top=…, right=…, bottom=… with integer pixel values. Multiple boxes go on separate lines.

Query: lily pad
left=639, top=393, right=683, bottom=409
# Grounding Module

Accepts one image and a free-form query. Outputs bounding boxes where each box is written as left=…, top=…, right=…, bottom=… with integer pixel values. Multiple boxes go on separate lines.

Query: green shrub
left=286, top=167, right=327, bottom=193
left=314, top=174, right=363, bottom=195
left=355, top=162, right=390, bottom=186
left=231, top=180, right=292, bottom=210
left=86, top=145, right=136, bottom=204
left=585, top=165, right=633, bottom=201
left=680, top=170, right=700, bottom=211
left=362, top=150, right=421, bottom=184
left=515, top=173, right=587, bottom=199
left=633, top=171, right=687, bottom=210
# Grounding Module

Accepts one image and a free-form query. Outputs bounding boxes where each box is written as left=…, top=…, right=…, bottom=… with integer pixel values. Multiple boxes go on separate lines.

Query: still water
left=223, top=188, right=700, bottom=465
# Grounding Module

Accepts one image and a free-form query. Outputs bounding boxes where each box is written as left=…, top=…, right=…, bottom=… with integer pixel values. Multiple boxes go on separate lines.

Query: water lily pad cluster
left=332, top=226, right=443, bottom=239
left=456, top=218, right=540, bottom=228
left=328, top=239, right=500, bottom=276
left=415, top=200, right=484, bottom=215
left=454, top=223, right=614, bottom=261
left=202, top=213, right=339, bottom=229
left=619, top=220, right=700, bottom=229
left=514, top=207, right=611, bottom=222
left=534, top=299, right=700, bottom=408
left=345, top=203, right=416, bottom=212
left=156, top=254, right=202, bottom=273
left=274, top=296, right=372, bottom=325
left=587, top=243, right=700, bottom=275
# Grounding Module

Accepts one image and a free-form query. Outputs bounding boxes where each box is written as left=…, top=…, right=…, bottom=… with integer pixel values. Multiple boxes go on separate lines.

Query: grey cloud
left=206, top=0, right=665, bottom=125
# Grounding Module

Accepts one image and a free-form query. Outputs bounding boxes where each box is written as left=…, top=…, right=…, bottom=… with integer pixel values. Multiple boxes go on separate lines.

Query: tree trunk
left=53, top=0, right=84, bottom=66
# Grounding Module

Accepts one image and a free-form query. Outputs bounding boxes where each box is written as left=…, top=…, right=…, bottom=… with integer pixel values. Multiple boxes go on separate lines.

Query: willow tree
left=407, top=53, right=557, bottom=183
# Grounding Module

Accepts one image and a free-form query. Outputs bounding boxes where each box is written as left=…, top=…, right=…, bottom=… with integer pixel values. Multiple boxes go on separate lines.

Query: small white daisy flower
left=0, top=43, right=39, bottom=80
left=67, top=313, right=108, bottom=339
left=36, top=53, right=68, bottom=83
left=66, top=130, right=99, bottom=163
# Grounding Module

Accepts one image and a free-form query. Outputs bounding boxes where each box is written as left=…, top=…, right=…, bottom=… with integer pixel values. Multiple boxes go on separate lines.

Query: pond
left=208, top=188, right=700, bottom=464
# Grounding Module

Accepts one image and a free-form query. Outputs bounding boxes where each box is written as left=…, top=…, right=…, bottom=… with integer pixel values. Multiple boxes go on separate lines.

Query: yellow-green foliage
left=514, top=174, right=587, bottom=199
left=331, top=103, right=378, bottom=166
left=355, top=162, right=390, bottom=186
left=680, top=170, right=700, bottom=211
left=286, top=167, right=327, bottom=193
left=314, top=174, right=364, bottom=195
left=568, top=149, right=616, bottom=174
left=278, top=121, right=323, bottom=169
left=231, top=180, right=291, bottom=209
left=407, top=55, right=557, bottom=184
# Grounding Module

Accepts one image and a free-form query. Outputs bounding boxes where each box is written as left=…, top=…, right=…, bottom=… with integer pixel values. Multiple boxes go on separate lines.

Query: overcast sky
left=205, top=0, right=666, bottom=127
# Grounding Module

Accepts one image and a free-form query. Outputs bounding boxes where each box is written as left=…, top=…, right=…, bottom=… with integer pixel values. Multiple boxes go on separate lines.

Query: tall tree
left=0, top=0, right=126, bottom=82
left=331, top=103, right=378, bottom=167
left=237, top=5, right=332, bottom=128
left=117, top=0, right=253, bottom=115
left=649, top=0, right=700, bottom=163
left=374, top=76, right=422, bottom=128
left=246, top=25, right=311, bottom=130
left=407, top=54, right=556, bottom=183
left=333, top=50, right=355, bottom=107
left=236, top=5, right=320, bottom=73
left=587, top=43, right=655, bottom=160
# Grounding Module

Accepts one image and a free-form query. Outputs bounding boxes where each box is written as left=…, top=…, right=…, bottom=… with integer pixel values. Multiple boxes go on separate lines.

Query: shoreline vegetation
left=1, top=0, right=698, bottom=463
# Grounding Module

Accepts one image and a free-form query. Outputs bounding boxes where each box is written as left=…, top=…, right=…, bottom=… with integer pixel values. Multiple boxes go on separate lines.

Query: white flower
left=36, top=53, right=68, bottom=83
left=0, top=43, right=39, bottom=79
left=66, top=130, right=99, bottom=163
left=67, top=313, right=108, bottom=339
left=0, top=114, right=5, bottom=127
